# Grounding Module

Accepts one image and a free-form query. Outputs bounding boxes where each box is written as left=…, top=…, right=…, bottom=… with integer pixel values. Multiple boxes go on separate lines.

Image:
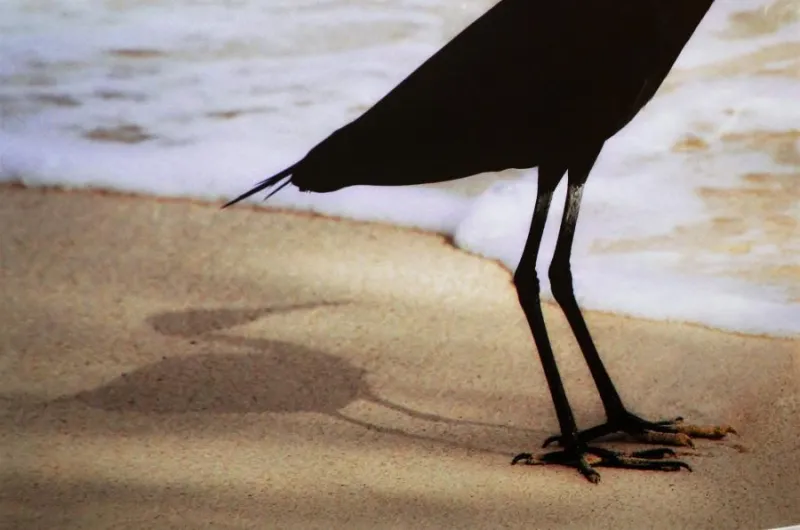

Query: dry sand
left=1, top=185, right=798, bottom=529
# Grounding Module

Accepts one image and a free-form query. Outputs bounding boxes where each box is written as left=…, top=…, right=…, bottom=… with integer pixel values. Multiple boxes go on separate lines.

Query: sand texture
left=1, top=186, right=799, bottom=529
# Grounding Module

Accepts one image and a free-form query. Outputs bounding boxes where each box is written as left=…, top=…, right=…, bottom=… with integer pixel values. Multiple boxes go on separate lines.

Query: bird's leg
left=511, top=161, right=690, bottom=483
left=541, top=152, right=735, bottom=450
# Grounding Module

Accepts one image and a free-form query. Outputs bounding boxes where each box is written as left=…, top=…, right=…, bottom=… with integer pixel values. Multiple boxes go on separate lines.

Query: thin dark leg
left=512, top=164, right=602, bottom=482
left=542, top=149, right=735, bottom=449
left=512, top=164, right=579, bottom=443
left=547, top=149, right=627, bottom=417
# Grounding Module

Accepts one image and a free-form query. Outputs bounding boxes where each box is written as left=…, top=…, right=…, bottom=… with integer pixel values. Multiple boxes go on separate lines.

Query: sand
left=1, top=185, right=798, bottom=529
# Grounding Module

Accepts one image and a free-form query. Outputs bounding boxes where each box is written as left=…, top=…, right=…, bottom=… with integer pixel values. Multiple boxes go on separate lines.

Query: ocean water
left=1, top=0, right=798, bottom=337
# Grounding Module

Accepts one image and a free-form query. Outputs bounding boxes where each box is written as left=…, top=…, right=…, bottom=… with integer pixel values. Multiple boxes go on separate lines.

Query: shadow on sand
left=68, top=304, right=537, bottom=456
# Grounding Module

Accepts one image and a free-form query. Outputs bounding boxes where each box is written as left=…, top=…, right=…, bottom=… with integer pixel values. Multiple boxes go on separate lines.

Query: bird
left=224, top=0, right=736, bottom=483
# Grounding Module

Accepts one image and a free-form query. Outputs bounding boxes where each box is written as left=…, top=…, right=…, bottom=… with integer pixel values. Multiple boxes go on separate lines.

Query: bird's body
left=226, top=0, right=711, bottom=200
left=297, top=0, right=658, bottom=189
left=225, top=0, right=734, bottom=483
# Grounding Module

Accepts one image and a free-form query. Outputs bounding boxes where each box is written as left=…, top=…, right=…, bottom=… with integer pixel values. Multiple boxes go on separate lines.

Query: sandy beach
left=1, top=185, right=798, bottom=529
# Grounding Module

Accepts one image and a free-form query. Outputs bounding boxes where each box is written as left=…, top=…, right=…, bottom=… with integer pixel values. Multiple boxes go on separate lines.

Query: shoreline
left=3, top=181, right=795, bottom=342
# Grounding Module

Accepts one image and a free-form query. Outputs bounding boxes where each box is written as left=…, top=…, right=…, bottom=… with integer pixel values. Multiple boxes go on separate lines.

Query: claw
left=637, top=431, right=695, bottom=448
left=577, top=456, right=601, bottom=484
left=511, top=452, right=535, bottom=465
left=542, top=434, right=560, bottom=448
left=677, top=424, right=737, bottom=439
left=654, top=416, right=684, bottom=426
left=630, top=448, right=677, bottom=459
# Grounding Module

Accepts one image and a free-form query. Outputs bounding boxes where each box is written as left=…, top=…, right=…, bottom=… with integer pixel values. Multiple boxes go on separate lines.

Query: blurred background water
left=0, top=0, right=798, bottom=336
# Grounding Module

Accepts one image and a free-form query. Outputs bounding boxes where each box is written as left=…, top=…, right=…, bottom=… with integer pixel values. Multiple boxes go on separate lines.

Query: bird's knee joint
left=513, top=272, right=541, bottom=304
left=548, top=265, right=574, bottom=302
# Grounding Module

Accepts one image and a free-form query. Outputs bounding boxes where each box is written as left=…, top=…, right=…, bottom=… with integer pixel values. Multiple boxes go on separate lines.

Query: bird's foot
left=543, top=411, right=737, bottom=449
left=511, top=445, right=690, bottom=484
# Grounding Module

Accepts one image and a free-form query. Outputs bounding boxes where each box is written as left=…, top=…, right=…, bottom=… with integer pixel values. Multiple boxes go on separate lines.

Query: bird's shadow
left=70, top=303, right=537, bottom=456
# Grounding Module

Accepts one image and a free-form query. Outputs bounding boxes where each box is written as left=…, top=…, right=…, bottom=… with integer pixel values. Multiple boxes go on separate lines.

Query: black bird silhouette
left=224, top=0, right=736, bottom=483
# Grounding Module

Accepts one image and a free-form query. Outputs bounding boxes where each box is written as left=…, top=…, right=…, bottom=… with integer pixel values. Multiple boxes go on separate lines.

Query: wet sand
left=1, top=185, right=798, bottom=529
